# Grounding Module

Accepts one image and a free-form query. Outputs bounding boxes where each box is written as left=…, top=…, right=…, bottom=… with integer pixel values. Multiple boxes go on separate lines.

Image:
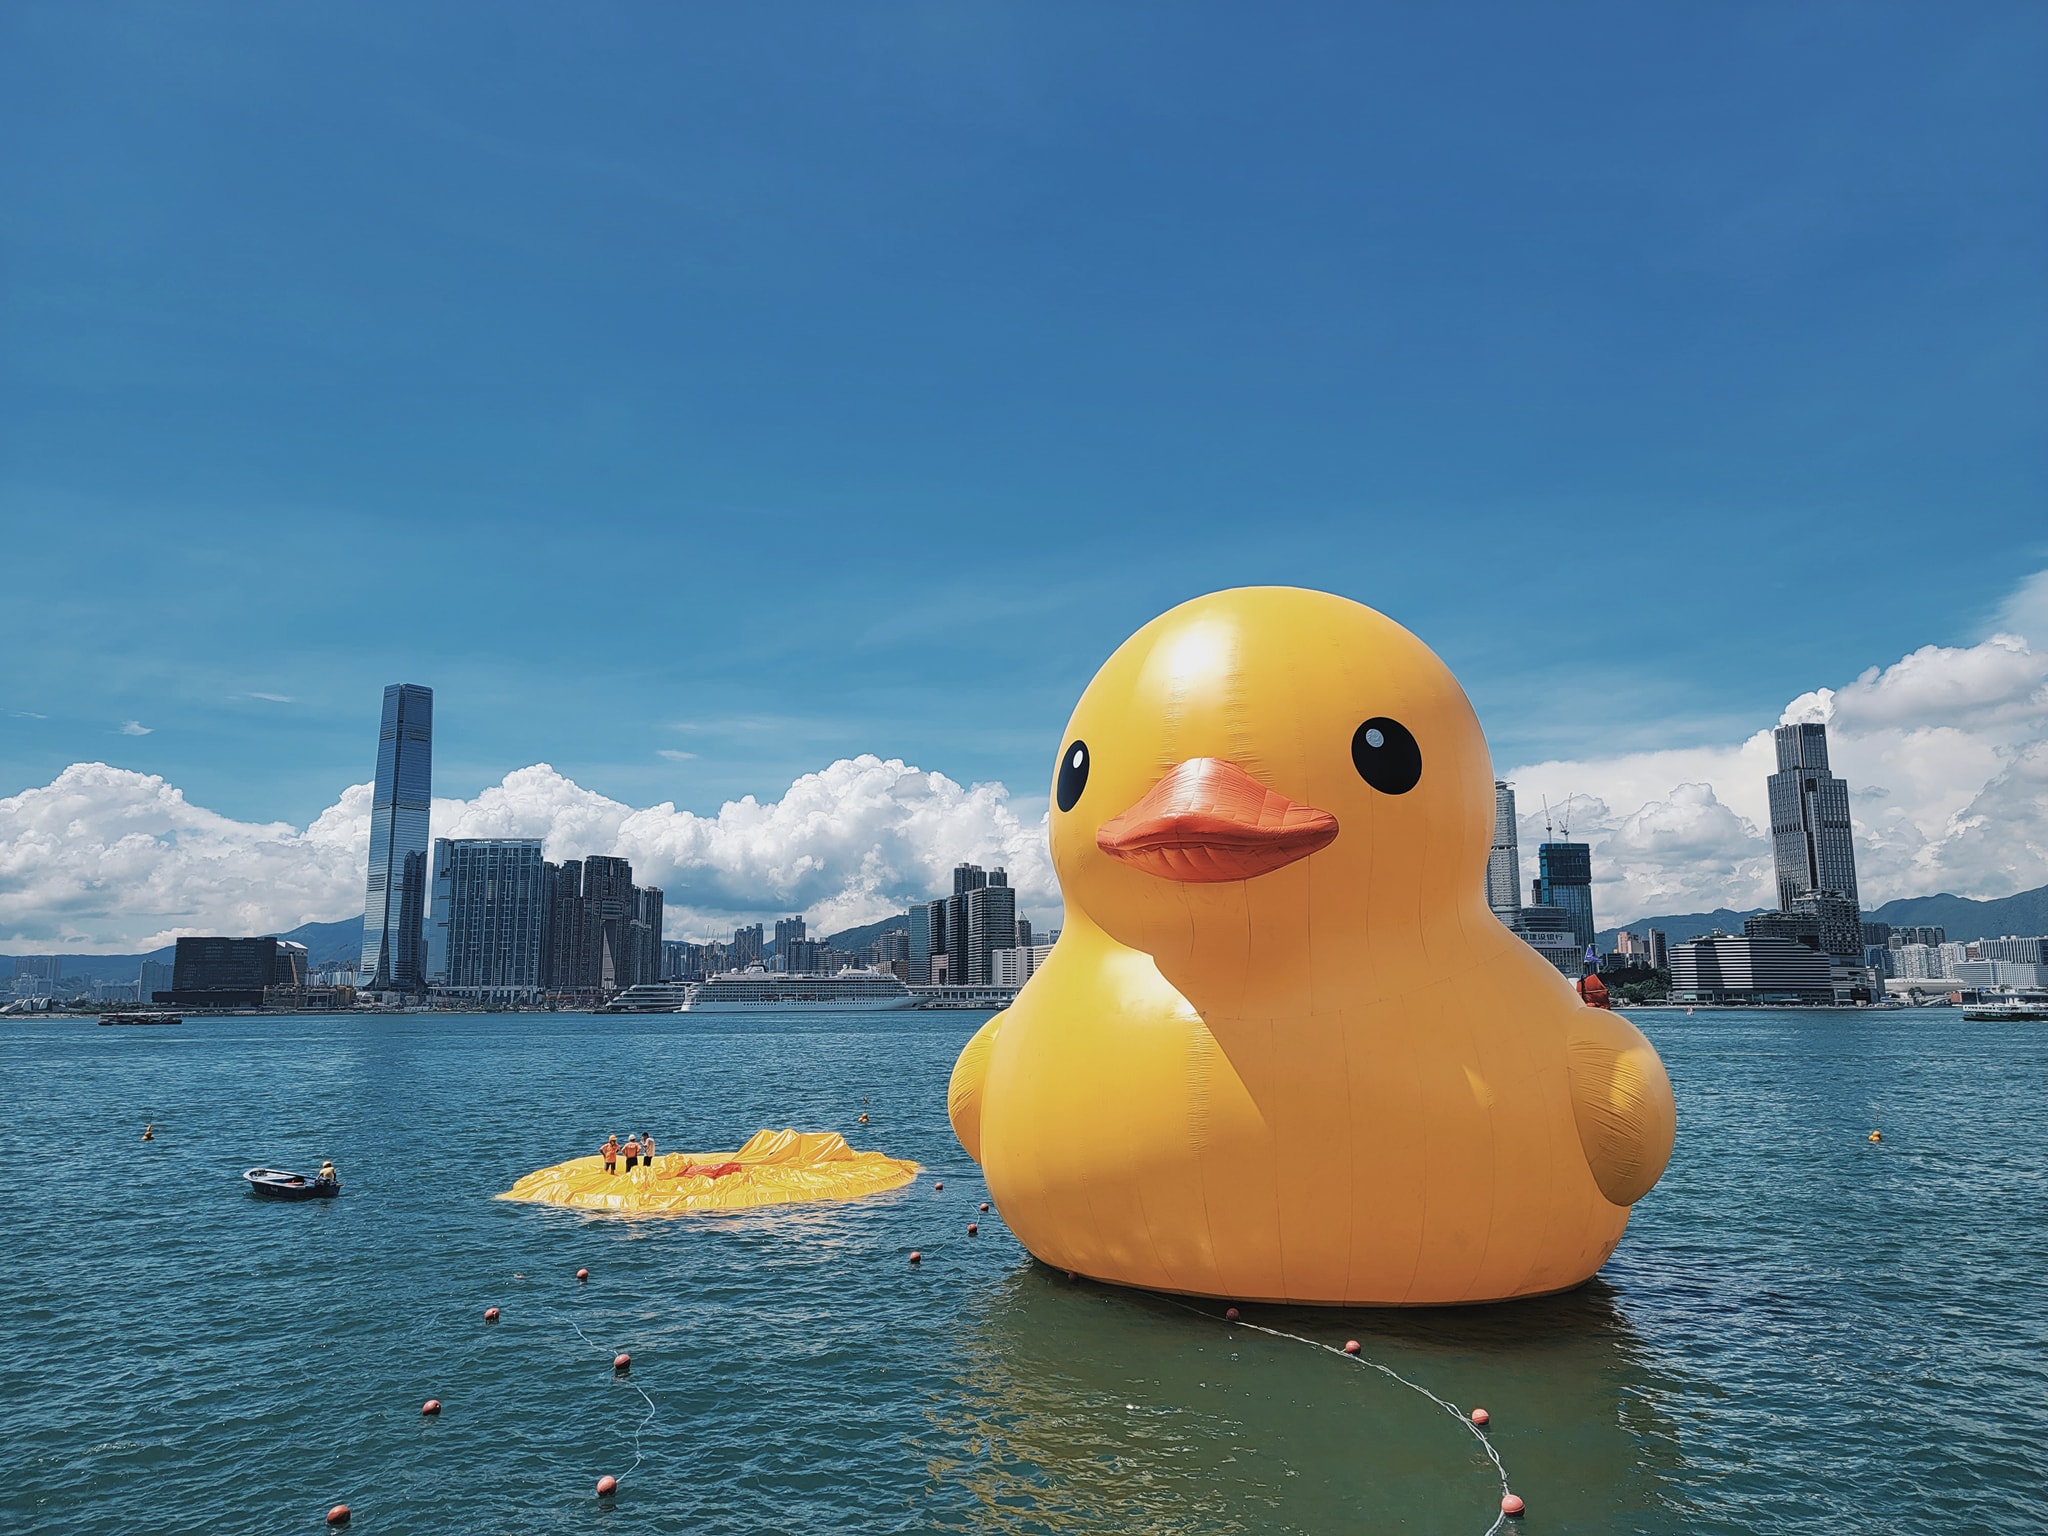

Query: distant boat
left=1960, top=1000, right=2048, bottom=1022
left=99, top=1012, right=181, bottom=1026
left=677, top=966, right=917, bottom=1013
left=243, top=1167, right=340, bottom=1200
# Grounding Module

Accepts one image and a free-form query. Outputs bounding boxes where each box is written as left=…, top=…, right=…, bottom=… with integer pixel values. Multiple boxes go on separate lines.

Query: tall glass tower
left=1534, top=840, right=1595, bottom=955
left=1487, top=781, right=1523, bottom=920
left=1766, top=721, right=1862, bottom=957
left=360, top=683, right=433, bottom=991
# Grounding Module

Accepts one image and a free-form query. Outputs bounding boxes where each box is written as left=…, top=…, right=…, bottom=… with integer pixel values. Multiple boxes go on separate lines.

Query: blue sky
left=4, top=2, right=2044, bottom=843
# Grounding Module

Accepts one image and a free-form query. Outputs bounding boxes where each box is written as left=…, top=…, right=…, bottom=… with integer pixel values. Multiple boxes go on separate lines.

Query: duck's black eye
left=1351, top=717, right=1421, bottom=795
left=1056, top=739, right=1090, bottom=812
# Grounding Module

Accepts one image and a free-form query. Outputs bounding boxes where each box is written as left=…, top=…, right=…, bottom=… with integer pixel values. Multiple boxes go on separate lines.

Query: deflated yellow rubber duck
left=949, top=587, right=1674, bottom=1305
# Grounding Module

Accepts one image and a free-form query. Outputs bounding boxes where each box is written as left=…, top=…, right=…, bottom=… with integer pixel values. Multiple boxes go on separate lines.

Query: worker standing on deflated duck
left=947, top=586, right=1675, bottom=1306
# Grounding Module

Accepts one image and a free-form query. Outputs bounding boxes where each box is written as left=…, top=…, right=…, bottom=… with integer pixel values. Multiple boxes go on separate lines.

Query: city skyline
left=4, top=576, right=2047, bottom=956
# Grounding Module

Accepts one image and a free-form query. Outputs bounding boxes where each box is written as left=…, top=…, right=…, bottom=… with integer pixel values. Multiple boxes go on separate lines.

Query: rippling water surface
left=2, top=1006, right=2043, bottom=1533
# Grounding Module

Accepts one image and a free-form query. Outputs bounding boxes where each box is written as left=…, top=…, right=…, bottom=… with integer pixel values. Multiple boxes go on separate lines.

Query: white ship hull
left=676, top=994, right=917, bottom=1013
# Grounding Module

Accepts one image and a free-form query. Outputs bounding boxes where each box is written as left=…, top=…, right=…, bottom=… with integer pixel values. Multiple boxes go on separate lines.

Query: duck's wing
left=1565, top=1008, right=1676, bottom=1206
left=947, top=1011, right=1004, bottom=1164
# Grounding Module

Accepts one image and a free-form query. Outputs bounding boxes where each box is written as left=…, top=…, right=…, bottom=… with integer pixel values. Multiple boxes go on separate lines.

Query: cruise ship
left=676, top=966, right=917, bottom=1013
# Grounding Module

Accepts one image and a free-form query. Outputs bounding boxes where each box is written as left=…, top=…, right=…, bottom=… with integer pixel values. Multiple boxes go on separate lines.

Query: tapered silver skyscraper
left=1766, top=721, right=1862, bottom=958
left=359, top=683, right=433, bottom=991
left=1487, top=781, right=1522, bottom=920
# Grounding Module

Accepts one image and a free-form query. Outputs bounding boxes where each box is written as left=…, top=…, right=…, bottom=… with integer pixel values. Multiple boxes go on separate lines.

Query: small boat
left=99, top=1012, right=181, bottom=1026
left=244, top=1167, right=341, bottom=1200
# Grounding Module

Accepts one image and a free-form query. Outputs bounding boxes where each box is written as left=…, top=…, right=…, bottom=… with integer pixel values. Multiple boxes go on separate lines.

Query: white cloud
left=118, top=721, right=152, bottom=736
left=0, top=755, right=1055, bottom=953
left=1504, top=572, right=2048, bottom=927
left=656, top=749, right=698, bottom=762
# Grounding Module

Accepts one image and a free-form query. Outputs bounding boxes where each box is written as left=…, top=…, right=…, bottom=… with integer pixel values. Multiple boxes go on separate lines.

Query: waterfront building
left=731, top=923, right=764, bottom=969
left=1487, top=781, right=1523, bottom=922
left=1519, top=905, right=1580, bottom=976
left=1977, top=935, right=2048, bottom=965
left=359, top=683, right=433, bottom=992
left=774, top=916, right=806, bottom=956
left=424, top=838, right=548, bottom=1002
left=138, top=959, right=174, bottom=1003
left=1647, top=929, right=1668, bottom=969
left=1668, top=934, right=1833, bottom=1005
left=989, top=943, right=1056, bottom=988
left=906, top=901, right=943, bottom=986
left=874, top=929, right=910, bottom=967
left=965, top=875, right=1017, bottom=986
left=1533, top=842, right=1594, bottom=954
left=1016, top=918, right=1033, bottom=949
left=1766, top=722, right=1863, bottom=956
left=166, top=936, right=309, bottom=1008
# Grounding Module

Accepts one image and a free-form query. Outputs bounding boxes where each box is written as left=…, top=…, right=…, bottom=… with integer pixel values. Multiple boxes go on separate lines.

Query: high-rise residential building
left=1646, top=929, right=1668, bottom=970
left=1534, top=842, right=1594, bottom=955
left=1766, top=722, right=1862, bottom=956
left=1889, top=925, right=1946, bottom=950
left=966, top=876, right=1017, bottom=986
left=359, top=683, right=433, bottom=992
left=581, top=856, right=636, bottom=991
left=1487, top=782, right=1523, bottom=922
left=425, top=838, right=549, bottom=1001
left=732, top=923, right=765, bottom=968
left=772, top=916, right=807, bottom=972
left=544, top=859, right=585, bottom=991
left=1016, top=918, right=1033, bottom=949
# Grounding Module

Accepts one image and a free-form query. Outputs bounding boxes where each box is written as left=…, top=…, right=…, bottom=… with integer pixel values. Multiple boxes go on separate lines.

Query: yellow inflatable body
left=499, top=1129, right=918, bottom=1215
left=948, top=588, right=1675, bottom=1305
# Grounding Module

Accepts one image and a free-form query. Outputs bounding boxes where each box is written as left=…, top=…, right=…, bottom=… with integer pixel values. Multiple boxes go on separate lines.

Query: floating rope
left=1165, top=1298, right=1516, bottom=1533
left=567, top=1311, right=658, bottom=1483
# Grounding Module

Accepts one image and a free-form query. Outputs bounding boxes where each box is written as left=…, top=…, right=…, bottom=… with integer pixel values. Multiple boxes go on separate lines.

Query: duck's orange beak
left=1096, top=758, right=1338, bottom=883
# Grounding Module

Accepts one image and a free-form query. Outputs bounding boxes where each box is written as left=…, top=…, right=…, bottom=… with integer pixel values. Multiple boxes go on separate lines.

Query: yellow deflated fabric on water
left=498, top=1129, right=918, bottom=1214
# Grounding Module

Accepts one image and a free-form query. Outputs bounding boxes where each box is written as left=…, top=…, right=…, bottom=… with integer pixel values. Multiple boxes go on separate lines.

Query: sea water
left=1, top=1006, right=2042, bottom=1534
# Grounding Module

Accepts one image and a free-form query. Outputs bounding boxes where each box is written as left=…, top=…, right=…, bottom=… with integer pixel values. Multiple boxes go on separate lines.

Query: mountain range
left=1594, top=883, right=2048, bottom=951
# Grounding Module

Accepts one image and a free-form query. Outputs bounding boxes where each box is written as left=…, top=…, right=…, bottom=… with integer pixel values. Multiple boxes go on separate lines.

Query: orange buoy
left=326, top=1505, right=351, bottom=1526
left=1225, top=1306, right=1240, bottom=1321
left=422, top=1399, right=441, bottom=1416
left=1470, top=1407, right=1489, bottom=1426
left=596, top=1475, right=618, bottom=1499
left=484, top=1307, right=500, bottom=1323
left=978, top=1201, right=989, bottom=1212
left=967, top=1222, right=979, bottom=1235
left=1502, top=1493, right=1525, bottom=1517
left=1343, top=1339, right=1360, bottom=1355
left=613, top=1352, right=631, bottom=1373
left=576, top=1267, right=589, bottom=1282
left=859, top=1112, right=869, bottom=1122
left=934, top=1181, right=944, bottom=1191
left=908, top=1250, right=922, bottom=1264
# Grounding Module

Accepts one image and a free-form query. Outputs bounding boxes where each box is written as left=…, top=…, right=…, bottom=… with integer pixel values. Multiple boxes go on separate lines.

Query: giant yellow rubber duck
left=948, top=587, right=1674, bottom=1305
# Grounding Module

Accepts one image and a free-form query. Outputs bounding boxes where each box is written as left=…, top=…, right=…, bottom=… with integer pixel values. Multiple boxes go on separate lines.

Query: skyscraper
left=1766, top=722, right=1862, bottom=956
left=425, top=838, right=549, bottom=1001
left=360, top=683, right=433, bottom=991
left=906, top=900, right=943, bottom=986
left=1534, top=841, right=1594, bottom=955
left=1487, top=781, right=1523, bottom=922
left=965, top=875, right=1017, bottom=985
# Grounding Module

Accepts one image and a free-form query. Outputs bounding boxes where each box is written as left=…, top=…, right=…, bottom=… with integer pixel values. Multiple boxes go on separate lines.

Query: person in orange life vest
left=602, top=1135, right=620, bottom=1174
